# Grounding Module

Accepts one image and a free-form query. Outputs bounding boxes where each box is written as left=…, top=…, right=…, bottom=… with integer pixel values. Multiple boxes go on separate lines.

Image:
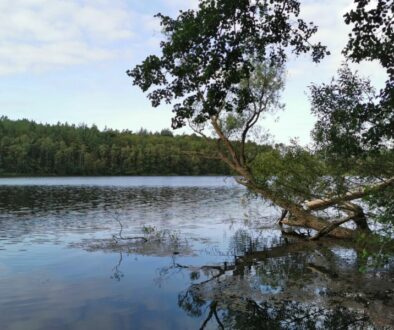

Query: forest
left=0, top=117, right=233, bottom=176
left=0, top=1, right=393, bottom=328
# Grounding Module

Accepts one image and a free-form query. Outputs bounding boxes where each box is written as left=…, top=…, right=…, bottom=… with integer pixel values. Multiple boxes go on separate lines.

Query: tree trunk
left=210, top=116, right=393, bottom=240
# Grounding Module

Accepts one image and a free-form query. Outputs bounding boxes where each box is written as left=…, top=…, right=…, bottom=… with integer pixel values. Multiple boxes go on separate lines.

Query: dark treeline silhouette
left=0, top=117, right=233, bottom=176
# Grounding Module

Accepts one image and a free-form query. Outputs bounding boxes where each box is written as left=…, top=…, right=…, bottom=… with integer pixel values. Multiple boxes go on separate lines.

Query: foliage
left=310, top=64, right=393, bottom=167
left=221, top=61, right=285, bottom=139
left=128, top=0, right=328, bottom=129
left=311, top=65, right=377, bottom=158
left=0, top=117, right=232, bottom=176
left=251, top=144, right=328, bottom=203
left=309, top=64, right=394, bottom=199
left=343, top=0, right=393, bottom=150
left=343, top=0, right=393, bottom=240
left=309, top=0, right=394, bottom=239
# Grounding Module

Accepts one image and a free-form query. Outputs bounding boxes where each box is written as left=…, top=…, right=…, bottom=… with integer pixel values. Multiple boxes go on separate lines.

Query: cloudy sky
left=0, top=0, right=387, bottom=145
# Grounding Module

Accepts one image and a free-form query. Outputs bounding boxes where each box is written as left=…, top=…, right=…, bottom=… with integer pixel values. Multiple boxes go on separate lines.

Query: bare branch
left=188, top=118, right=209, bottom=140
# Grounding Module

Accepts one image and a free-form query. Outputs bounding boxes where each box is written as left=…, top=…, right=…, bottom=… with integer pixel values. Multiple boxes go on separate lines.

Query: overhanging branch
left=305, top=177, right=394, bottom=211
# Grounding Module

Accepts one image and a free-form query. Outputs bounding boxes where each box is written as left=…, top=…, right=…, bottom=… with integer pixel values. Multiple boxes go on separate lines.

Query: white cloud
left=287, top=0, right=386, bottom=84
left=0, top=0, right=139, bottom=75
left=161, top=0, right=199, bottom=10
left=0, top=41, right=116, bottom=75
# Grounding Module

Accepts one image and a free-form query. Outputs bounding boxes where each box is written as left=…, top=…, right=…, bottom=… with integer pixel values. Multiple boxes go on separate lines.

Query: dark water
left=0, top=177, right=393, bottom=330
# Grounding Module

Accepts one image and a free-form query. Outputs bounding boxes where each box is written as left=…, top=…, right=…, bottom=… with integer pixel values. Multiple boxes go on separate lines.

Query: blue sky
left=0, top=0, right=387, bottom=145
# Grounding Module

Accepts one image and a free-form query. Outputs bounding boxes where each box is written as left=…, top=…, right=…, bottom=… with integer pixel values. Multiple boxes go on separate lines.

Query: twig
left=112, top=214, right=148, bottom=243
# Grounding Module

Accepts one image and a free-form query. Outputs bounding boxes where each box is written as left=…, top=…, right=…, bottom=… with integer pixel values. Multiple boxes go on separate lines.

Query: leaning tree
left=128, top=0, right=393, bottom=241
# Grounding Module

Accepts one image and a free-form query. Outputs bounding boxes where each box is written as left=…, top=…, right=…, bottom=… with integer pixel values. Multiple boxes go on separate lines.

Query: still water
left=0, top=177, right=393, bottom=330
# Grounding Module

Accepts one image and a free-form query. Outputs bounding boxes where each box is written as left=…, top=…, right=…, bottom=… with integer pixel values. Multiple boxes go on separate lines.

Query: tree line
left=0, top=117, right=233, bottom=176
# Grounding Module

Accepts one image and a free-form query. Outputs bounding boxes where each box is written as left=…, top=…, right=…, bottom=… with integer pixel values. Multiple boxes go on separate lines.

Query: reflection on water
left=0, top=177, right=393, bottom=330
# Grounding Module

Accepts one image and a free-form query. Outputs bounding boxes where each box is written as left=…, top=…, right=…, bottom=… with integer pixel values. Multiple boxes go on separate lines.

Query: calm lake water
left=0, top=176, right=393, bottom=330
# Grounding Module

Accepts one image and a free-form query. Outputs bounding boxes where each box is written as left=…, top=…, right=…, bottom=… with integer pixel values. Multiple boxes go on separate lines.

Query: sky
left=0, top=0, right=387, bottom=145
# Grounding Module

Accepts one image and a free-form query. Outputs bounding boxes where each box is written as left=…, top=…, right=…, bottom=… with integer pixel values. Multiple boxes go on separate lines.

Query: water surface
left=0, top=176, right=393, bottom=329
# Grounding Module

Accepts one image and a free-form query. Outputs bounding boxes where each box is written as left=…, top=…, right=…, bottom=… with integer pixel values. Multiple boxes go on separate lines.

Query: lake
left=0, top=176, right=393, bottom=329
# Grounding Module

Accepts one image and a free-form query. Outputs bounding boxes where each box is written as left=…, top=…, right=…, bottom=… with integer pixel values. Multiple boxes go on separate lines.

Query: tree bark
left=304, top=178, right=393, bottom=211
left=208, top=116, right=392, bottom=240
left=238, top=179, right=356, bottom=238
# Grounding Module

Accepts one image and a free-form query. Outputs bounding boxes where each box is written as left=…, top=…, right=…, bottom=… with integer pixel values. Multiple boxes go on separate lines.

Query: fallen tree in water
left=128, top=0, right=393, bottom=246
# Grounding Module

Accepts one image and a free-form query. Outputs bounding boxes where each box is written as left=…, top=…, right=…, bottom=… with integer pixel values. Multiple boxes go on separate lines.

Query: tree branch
left=305, top=177, right=394, bottom=211
left=211, top=116, right=241, bottom=167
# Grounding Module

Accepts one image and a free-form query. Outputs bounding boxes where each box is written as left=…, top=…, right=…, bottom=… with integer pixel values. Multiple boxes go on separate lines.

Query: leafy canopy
left=128, top=0, right=329, bottom=129
left=307, top=0, right=394, bottom=249
left=343, top=0, right=393, bottom=148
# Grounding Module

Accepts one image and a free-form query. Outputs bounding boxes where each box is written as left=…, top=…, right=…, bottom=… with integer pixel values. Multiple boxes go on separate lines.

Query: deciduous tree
left=129, top=0, right=393, bottom=242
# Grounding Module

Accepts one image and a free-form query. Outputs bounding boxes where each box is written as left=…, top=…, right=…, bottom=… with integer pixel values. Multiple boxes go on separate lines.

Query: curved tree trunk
left=207, top=116, right=393, bottom=240
left=239, top=179, right=356, bottom=239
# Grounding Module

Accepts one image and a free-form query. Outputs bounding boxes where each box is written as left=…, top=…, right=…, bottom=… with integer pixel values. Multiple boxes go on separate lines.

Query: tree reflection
left=104, top=228, right=392, bottom=328
left=165, top=230, right=390, bottom=329
left=110, top=251, right=125, bottom=281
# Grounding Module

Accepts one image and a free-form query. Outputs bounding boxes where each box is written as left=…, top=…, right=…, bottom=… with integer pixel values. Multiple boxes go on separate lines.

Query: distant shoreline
left=0, top=117, right=234, bottom=177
